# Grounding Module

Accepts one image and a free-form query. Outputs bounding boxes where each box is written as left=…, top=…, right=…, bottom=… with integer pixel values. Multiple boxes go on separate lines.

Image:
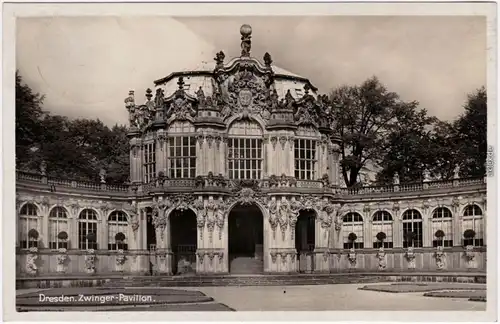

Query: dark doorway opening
left=170, top=209, right=197, bottom=275
left=146, top=207, right=156, bottom=251
left=228, top=203, right=264, bottom=273
left=295, top=210, right=316, bottom=273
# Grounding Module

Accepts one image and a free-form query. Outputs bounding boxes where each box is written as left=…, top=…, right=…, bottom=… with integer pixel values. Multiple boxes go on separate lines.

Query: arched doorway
left=295, top=210, right=316, bottom=273
left=170, top=209, right=197, bottom=275
left=228, top=203, right=264, bottom=274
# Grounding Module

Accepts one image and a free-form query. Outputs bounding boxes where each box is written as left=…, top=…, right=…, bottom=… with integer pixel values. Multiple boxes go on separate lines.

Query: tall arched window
left=78, top=209, right=98, bottom=250
left=372, top=211, right=393, bottom=248
left=294, top=126, right=318, bottom=180
left=228, top=120, right=263, bottom=179
left=143, top=141, right=156, bottom=183
left=49, top=207, right=69, bottom=249
left=108, top=211, right=129, bottom=250
left=431, top=207, right=453, bottom=247
left=462, top=204, right=484, bottom=246
left=342, top=212, right=364, bottom=249
left=167, top=121, right=197, bottom=179
left=402, top=209, right=423, bottom=248
left=19, top=203, right=39, bottom=249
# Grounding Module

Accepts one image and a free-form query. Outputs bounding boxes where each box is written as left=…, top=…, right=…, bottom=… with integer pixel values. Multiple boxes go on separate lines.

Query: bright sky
left=17, top=16, right=486, bottom=126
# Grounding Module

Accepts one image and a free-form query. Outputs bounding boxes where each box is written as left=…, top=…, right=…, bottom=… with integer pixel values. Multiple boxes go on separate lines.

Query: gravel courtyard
left=16, top=282, right=486, bottom=312
left=178, top=283, right=487, bottom=311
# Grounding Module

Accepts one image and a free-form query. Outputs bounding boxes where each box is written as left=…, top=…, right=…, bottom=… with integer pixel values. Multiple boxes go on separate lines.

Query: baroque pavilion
left=16, top=25, right=487, bottom=277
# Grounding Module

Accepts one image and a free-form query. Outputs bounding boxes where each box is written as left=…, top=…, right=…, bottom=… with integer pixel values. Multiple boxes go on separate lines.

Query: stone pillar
left=393, top=205, right=402, bottom=248
left=129, top=137, right=142, bottom=183
left=155, top=210, right=173, bottom=275
left=365, top=220, right=372, bottom=249
left=156, top=130, right=167, bottom=177
left=196, top=135, right=205, bottom=176
left=42, top=204, right=49, bottom=249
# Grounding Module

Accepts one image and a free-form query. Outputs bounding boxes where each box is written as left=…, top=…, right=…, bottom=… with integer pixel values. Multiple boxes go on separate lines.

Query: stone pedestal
left=155, top=249, right=173, bottom=275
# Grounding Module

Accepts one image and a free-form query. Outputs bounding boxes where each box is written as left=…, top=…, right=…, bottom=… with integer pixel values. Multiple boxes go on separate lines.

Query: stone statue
left=26, top=247, right=38, bottom=276
left=56, top=248, right=68, bottom=273
left=393, top=172, right=400, bottom=185
left=453, top=164, right=460, bottom=179
left=376, top=247, right=386, bottom=270
left=240, top=24, right=252, bottom=57
left=434, top=246, right=446, bottom=270
left=423, top=169, right=431, bottom=182
left=84, top=250, right=96, bottom=274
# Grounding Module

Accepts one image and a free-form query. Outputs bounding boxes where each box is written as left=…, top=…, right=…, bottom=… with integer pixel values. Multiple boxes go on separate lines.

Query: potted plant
left=115, top=232, right=126, bottom=249
left=57, top=231, right=68, bottom=241
left=404, top=231, right=417, bottom=248
left=28, top=229, right=39, bottom=248
left=434, top=230, right=445, bottom=247
left=86, top=232, right=97, bottom=249
left=348, top=232, right=358, bottom=249
left=376, top=232, right=386, bottom=248
left=463, top=229, right=476, bottom=247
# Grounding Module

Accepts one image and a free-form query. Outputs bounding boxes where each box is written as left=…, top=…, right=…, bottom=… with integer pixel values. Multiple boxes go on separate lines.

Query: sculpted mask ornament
left=216, top=200, right=226, bottom=240
left=278, top=201, right=290, bottom=239
left=268, top=200, right=278, bottom=238
left=289, top=199, right=302, bottom=228
left=152, top=202, right=168, bottom=240
left=321, top=204, right=335, bottom=229
left=205, top=200, right=218, bottom=242
left=192, top=198, right=206, bottom=227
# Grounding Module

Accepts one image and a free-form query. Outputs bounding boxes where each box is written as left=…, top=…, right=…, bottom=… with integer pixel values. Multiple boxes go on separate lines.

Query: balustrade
left=16, top=170, right=485, bottom=196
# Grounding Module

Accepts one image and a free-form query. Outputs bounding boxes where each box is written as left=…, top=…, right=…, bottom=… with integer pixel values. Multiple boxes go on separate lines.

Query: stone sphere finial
left=240, top=24, right=252, bottom=37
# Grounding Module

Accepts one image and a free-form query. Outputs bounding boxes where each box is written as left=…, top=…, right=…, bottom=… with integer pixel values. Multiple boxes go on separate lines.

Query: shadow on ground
left=359, top=283, right=487, bottom=302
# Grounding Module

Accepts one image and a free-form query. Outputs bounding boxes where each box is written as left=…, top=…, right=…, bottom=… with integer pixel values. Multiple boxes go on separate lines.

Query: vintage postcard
left=2, top=1, right=497, bottom=322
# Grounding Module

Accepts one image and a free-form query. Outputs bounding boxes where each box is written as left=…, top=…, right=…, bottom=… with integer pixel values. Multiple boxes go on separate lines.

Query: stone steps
left=104, top=273, right=483, bottom=288
left=17, top=272, right=487, bottom=289
left=229, top=257, right=264, bottom=274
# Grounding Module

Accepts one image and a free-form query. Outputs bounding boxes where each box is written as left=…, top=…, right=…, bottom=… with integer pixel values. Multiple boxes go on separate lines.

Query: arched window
left=342, top=212, right=364, bottom=249
left=431, top=207, right=453, bottom=247
left=167, top=121, right=197, bottom=179
left=108, top=211, right=129, bottom=250
left=372, top=211, right=393, bottom=248
left=462, top=205, right=484, bottom=246
left=227, top=120, right=263, bottom=179
left=143, top=141, right=156, bottom=183
left=402, top=209, right=423, bottom=248
left=19, top=203, right=39, bottom=249
left=49, top=207, right=68, bottom=249
left=78, top=209, right=98, bottom=250
left=294, top=139, right=317, bottom=180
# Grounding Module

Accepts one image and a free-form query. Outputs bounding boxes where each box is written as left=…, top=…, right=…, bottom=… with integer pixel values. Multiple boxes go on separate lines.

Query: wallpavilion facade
left=16, top=25, right=487, bottom=277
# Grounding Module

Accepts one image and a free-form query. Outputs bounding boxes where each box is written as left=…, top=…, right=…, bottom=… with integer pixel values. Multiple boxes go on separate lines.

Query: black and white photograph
left=2, top=1, right=497, bottom=321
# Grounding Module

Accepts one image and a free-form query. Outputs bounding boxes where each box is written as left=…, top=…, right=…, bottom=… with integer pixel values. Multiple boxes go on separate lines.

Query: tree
left=330, top=77, right=422, bottom=187
left=15, top=71, right=46, bottom=168
left=376, top=107, right=438, bottom=184
left=454, top=87, right=487, bottom=177
left=15, top=72, right=130, bottom=183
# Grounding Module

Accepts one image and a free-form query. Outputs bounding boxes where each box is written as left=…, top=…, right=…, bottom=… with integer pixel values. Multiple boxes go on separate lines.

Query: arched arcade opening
left=295, top=210, right=316, bottom=273
left=228, top=203, right=264, bottom=274
left=170, top=209, right=197, bottom=275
